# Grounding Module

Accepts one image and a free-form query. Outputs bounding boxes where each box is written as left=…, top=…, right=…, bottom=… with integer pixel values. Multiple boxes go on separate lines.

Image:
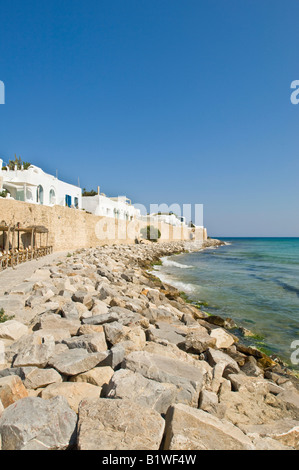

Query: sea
left=154, top=238, right=299, bottom=370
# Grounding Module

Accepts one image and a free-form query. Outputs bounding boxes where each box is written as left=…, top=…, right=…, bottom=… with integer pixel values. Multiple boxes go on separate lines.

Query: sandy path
left=0, top=251, right=69, bottom=296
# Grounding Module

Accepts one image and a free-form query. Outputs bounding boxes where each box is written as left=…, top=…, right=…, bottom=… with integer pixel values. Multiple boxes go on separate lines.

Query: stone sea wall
left=0, top=199, right=207, bottom=252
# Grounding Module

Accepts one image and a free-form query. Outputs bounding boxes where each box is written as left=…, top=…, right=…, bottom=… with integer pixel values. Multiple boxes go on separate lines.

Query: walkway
left=0, top=251, right=69, bottom=296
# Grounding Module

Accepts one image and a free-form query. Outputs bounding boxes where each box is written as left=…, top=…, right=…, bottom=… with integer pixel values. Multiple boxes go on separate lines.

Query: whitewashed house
left=0, top=160, right=82, bottom=209
left=82, top=193, right=140, bottom=220
left=148, top=213, right=187, bottom=227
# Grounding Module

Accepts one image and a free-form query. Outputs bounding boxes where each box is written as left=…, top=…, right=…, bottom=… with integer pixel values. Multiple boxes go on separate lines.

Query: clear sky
left=0, top=0, right=299, bottom=236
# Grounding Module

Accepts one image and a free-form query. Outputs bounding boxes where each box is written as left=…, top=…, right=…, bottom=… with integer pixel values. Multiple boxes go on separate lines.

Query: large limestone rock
left=33, top=314, right=81, bottom=336
left=146, top=323, right=186, bottom=346
left=0, top=375, right=28, bottom=408
left=0, top=320, right=28, bottom=341
left=210, top=328, right=235, bottom=349
left=82, top=312, right=119, bottom=326
left=77, top=398, right=165, bottom=450
left=33, top=328, right=71, bottom=342
left=240, top=419, right=299, bottom=449
left=141, top=307, right=175, bottom=324
left=181, top=328, right=216, bottom=354
left=69, top=366, right=114, bottom=388
left=124, top=351, right=204, bottom=407
left=91, top=300, right=110, bottom=315
left=12, top=334, right=55, bottom=368
left=0, top=396, right=77, bottom=450
left=219, top=383, right=294, bottom=427
left=62, top=332, right=108, bottom=353
left=107, top=369, right=177, bottom=414
left=40, top=382, right=101, bottom=413
left=164, top=404, right=254, bottom=450
left=104, top=322, right=146, bottom=351
left=277, top=390, right=299, bottom=411
left=48, top=349, right=109, bottom=376
left=23, top=368, right=62, bottom=390
left=206, top=348, right=240, bottom=376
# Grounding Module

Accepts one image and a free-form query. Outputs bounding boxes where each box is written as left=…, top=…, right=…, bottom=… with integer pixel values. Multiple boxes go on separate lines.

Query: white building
left=0, top=160, right=82, bottom=209
left=82, top=194, right=140, bottom=221
left=148, top=213, right=187, bottom=227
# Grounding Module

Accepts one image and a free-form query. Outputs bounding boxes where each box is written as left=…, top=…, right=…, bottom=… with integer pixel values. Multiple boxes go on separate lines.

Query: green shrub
left=82, top=188, right=97, bottom=196
left=140, top=225, right=161, bottom=242
left=0, top=308, right=14, bottom=323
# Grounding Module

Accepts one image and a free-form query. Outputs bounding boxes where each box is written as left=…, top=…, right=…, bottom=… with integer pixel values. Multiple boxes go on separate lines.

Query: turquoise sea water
left=155, top=238, right=299, bottom=369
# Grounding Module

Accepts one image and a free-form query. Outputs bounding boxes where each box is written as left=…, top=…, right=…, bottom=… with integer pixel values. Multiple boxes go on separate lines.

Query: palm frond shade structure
left=0, top=223, right=52, bottom=270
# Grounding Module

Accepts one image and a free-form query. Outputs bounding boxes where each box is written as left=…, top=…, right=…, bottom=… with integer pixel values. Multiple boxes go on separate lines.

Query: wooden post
left=5, top=225, right=11, bottom=252
left=30, top=228, right=34, bottom=260
left=11, top=227, right=15, bottom=268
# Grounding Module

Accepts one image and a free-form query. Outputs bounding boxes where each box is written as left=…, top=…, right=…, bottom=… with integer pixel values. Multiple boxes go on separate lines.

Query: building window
left=49, top=189, right=56, bottom=205
left=74, top=197, right=79, bottom=209
left=65, top=194, right=72, bottom=207
left=37, top=185, right=44, bottom=205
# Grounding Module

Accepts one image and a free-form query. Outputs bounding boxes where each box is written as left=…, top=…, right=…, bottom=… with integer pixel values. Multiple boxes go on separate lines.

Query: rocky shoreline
left=0, top=239, right=298, bottom=450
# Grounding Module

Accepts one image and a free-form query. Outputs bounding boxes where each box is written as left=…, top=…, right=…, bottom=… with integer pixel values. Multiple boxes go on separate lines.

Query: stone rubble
left=0, top=239, right=298, bottom=450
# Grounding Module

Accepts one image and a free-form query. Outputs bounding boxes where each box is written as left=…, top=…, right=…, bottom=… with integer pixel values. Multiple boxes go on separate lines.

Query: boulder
left=164, top=404, right=254, bottom=450
left=70, top=366, right=114, bottom=388
left=48, top=349, right=109, bottom=376
left=40, top=382, right=101, bottom=413
left=0, top=396, right=77, bottom=450
left=240, top=419, right=299, bottom=449
left=199, top=389, right=226, bottom=418
left=218, top=384, right=292, bottom=427
left=141, top=307, right=175, bottom=324
left=205, top=315, right=236, bottom=329
left=77, top=325, right=104, bottom=335
left=33, top=314, right=81, bottom=336
left=206, top=348, right=240, bottom=376
left=23, top=368, right=62, bottom=390
left=0, top=320, right=28, bottom=341
left=124, top=351, right=204, bottom=407
left=240, top=355, right=263, bottom=377
left=210, top=328, right=235, bottom=349
left=12, top=334, right=55, bottom=368
left=277, top=390, right=299, bottom=411
left=181, top=329, right=217, bottom=354
left=106, top=369, right=177, bottom=414
left=72, top=291, right=94, bottom=310
left=0, top=375, right=28, bottom=408
left=104, top=322, right=126, bottom=345
left=77, top=398, right=165, bottom=450
left=62, top=332, right=108, bottom=353
left=146, top=323, right=186, bottom=346
left=82, top=312, right=119, bottom=326
left=228, top=374, right=269, bottom=394
left=91, top=300, right=109, bottom=316
left=60, top=302, right=80, bottom=320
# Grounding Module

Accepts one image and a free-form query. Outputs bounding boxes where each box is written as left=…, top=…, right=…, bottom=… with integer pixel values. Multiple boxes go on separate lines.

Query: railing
left=0, top=246, right=53, bottom=271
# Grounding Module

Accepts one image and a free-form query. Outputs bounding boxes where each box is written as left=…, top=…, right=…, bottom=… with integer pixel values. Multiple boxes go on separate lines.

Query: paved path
left=0, top=251, right=69, bottom=296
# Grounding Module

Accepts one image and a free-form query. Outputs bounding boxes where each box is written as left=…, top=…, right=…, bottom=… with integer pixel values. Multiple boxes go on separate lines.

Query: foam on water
left=160, top=256, right=193, bottom=269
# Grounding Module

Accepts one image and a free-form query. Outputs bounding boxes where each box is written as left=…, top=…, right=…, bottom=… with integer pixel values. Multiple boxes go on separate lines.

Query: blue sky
left=0, top=0, right=299, bottom=236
